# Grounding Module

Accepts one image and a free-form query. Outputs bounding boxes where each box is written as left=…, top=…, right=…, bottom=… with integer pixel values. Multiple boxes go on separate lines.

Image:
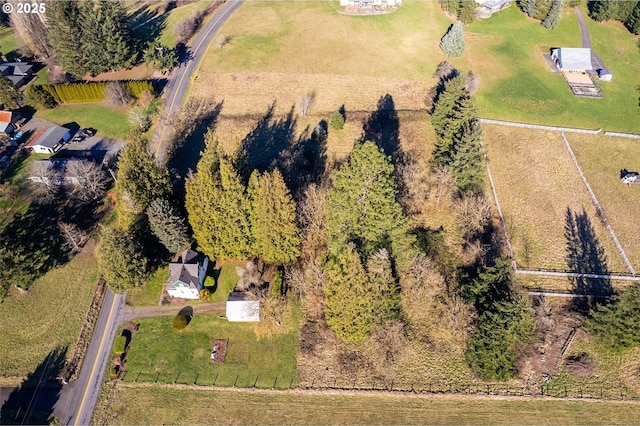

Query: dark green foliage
left=589, top=0, right=639, bottom=32
left=439, top=0, right=459, bottom=14
left=113, top=335, right=127, bottom=354
left=185, top=134, right=253, bottom=260
left=626, top=3, right=640, bottom=34
left=98, top=228, right=149, bottom=294
left=330, top=109, right=345, bottom=130
left=523, top=0, right=539, bottom=17
left=451, top=120, right=485, bottom=193
left=271, top=270, right=283, bottom=299
left=464, top=258, right=534, bottom=380
left=326, top=141, right=415, bottom=269
left=248, top=169, right=300, bottom=265
left=146, top=198, right=191, bottom=253
left=25, top=85, right=57, bottom=109
left=542, top=0, right=562, bottom=29
left=439, top=21, right=465, bottom=57
left=0, top=75, right=23, bottom=109
left=46, top=1, right=88, bottom=78
left=458, top=0, right=476, bottom=24
left=116, top=133, right=171, bottom=230
left=588, top=283, right=640, bottom=350
left=144, top=42, right=179, bottom=72
left=40, top=81, right=154, bottom=104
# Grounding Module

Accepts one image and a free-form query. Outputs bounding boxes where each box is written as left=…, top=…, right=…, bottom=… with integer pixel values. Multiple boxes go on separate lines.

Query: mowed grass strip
left=483, top=125, right=626, bottom=273
left=122, top=314, right=298, bottom=388
left=0, top=243, right=98, bottom=380
left=566, top=133, right=640, bottom=271
left=466, top=6, right=640, bottom=133
left=101, top=384, right=640, bottom=425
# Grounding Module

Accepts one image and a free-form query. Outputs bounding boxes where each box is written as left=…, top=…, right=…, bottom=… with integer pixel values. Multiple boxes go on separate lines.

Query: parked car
left=78, top=128, right=95, bottom=138
left=70, top=134, right=85, bottom=143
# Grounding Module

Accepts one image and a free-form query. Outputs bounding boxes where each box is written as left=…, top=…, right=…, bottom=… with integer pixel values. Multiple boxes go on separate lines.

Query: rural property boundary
left=479, top=118, right=602, bottom=134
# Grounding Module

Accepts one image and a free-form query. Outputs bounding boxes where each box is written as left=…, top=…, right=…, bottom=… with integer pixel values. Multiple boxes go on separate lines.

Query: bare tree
left=298, top=183, right=327, bottom=260
left=396, top=150, right=429, bottom=215
left=214, top=34, right=231, bottom=49
left=454, top=192, right=493, bottom=241
left=58, top=221, right=90, bottom=253
left=106, top=81, right=132, bottom=107
left=28, top=162, right=62, bottom=202
left=235, top=260, right=262, bottom=291
left=296, top=90, right=317, bottom=116
left=173, top=9, right=206, bottom=44
left=429, top=165, right=456, bottom=205
left=128, top=105, right=151, bottom=132
left=8, top=3, right=51, bottom=58
left=65, top=160, right=108, bottom=202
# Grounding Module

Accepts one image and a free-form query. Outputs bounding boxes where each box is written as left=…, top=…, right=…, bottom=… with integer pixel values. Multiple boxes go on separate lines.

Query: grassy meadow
left=483, top=125, right=630, bottom=274
left=0, top=244, right=99, bottom=382
left=98, top=384, right=640, bottom=425
left=36, top=104, right=132, bottom=140
left=466, top=6, right=640, bottom=133
left=120, top=313, right=298, bottom=389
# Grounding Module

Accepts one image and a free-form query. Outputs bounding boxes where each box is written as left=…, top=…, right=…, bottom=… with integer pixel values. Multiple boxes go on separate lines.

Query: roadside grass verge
left=0, top=26, right=19, bottom=59
left=483, top=125, right=627, bottom=274
left=566, top=133, right=640, bottom=270
left=36, top=104, right=132, bottom=140
left=121, top=313, right=298, bottom=388
left=0, top=243, right=98, bottom=381
left=466, top=6, right=640, bottom=133
left=100, top=384, right=640, bottom=425
left=127, top=266, right=168, bottom=307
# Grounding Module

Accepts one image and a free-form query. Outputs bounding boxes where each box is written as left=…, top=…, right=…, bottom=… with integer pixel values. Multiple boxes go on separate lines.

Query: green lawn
left=121, top=313, right=298, bottom=389
left=466, top=6, right=640, bottom=133
left=127, top=266, right=168, bottom=307
left=0, top=26, right=19, bottom=59
left=0, top=245, right=99, bottom=381
left=36, top=104, right=132, bottom=140
left=100, top=385, right=640, bottom=425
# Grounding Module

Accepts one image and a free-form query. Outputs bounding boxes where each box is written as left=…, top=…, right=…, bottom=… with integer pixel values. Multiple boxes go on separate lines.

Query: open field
left=0, top=243, right=98, bottom=381
left=36, top=104, right=131, bottom=140
left=567, top=133, right=640, bottom=269
left=466, top=6, right=640, bottom=133
left=483, top=125, right=629, bottom=274
left=120, top=313, right=298, bottom=388
left=0, top=26, right=19, bottom=59
left=98, top=384, right=640, bottom=425
left=192, top=1, right=453, bottom=116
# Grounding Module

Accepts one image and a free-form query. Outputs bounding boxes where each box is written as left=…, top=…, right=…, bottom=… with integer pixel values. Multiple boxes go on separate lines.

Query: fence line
left=604, top=132, right=640, bottom=139
left=479, top=118, right=602, bottom=134
left=561, top=133, right=636, bottom=276
left=516, top=268, right=640, bottom=283
left=120, top=371, right=639, bottom=401
left=483, top=149, right=514, bottom=260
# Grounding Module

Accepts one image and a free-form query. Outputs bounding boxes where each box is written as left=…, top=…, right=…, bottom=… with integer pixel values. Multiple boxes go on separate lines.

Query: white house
left=166, top=249, right=209, bottom=300
left=551, top=48, right=593, bottom=72
left=226, top=292, right=260, bottom=322
left=26, top=126, right=72, bottom=154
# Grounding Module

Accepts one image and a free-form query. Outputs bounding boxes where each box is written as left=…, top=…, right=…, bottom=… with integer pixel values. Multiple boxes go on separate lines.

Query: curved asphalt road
left=574, top=6, right=607, bottom=71
left=54, top=3, right=244, bottom=425
left=151, top=0, right=244, bottom=164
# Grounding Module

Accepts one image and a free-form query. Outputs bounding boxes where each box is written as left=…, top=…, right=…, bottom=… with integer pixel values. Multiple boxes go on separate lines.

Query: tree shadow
left=178, top=306, right=194, bottom=326
left=129, top=5, right=168, bottom=47
left=361, top=94, right=400, bottom=158
left=564, top=207, right=613, bottom=313
left=0, top=346, right=67, bottom=425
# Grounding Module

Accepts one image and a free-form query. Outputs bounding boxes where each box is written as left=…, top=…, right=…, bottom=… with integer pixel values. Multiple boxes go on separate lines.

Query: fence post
left=290, top=378, right=294, bottom=389
left=580, top=387, right=582, bottom=398
left=311, top=378, right=315, bottom=389
left=194, top=373, right=199, bottom=385
left=154, top=372, right=160, bottom=383
left=600, top=388, right=603, bottom=399
left=564, top=385, right=567, bottom=397
left=506, top=386, right=509, bottom=396
left=486, top=384, right=490, bottom=395
left=213, top=373, right=218, bottom=386
left=334, top=378, right=337, bottom=389
left=353, top=379, right=356, bottom=390
left=429, top=382, right=432, bottom=393
left=135, top=371, right=141, bottom=382
left=174, top=372, right=180, bottom=384
left=273, top=377, right=277, bottom=389
left=540, top=385, right=544, bottom=396
left=233, top=375, right=239, bottom=388
left=253, top=376, right=258, bottom=388
left=390, top=380, right=394, bottom=392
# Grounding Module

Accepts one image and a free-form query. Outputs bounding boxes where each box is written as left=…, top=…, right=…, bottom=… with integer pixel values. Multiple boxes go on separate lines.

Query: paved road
left=151, top=0, right=244, bottom=164
left=574, top=6, right=607, bottom=71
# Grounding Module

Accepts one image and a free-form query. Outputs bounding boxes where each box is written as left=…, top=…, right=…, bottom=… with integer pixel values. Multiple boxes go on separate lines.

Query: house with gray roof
left=166, top=249, right=209, bottom=300
left=0, top=62, right=33, bottom=88
left=551, top=48, right=593, bottom=72
left=26, top=126, right=72, bottom=154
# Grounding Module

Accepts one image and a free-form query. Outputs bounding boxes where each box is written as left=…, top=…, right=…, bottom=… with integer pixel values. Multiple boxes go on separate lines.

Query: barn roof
left=554, top=48, right=593, bottom=71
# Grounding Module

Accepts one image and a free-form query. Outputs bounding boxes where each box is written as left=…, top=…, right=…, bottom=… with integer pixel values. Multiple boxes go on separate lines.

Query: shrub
left=439, top=21, right=465, bottom=57
left=25, top=85, right=57, bottom=109
left=271, top=270, right=283, bottom=299
left=330, top=109, right=345, bottom=130
left=41, top=81, right=155, bottom=104
left=113, top=335, right=127, bottom=354
left=199, top=288, right=210, bottom=301
left=204, top=276, right=216, bottom=288
left=172, top=314, right=188, bottom=330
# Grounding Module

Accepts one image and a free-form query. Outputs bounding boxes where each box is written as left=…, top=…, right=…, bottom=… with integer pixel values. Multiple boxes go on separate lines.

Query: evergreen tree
left=589, top=0, right=620, bottom=21
left=144, top=42, right=179, bottom=72
left=458, top=0, right=476, bottom=24
left=185, top=134, right=252, bottom=260
left=451, top=120, right=485, bottom=193
left=625, top=2, right=640, bottom=34
left=588, top=283, right=640, bottom=350
left=248, top=169, right=300, bottom=265
left=116, top=132, right=171, bottom=230
left=99, top=1, right=135, bottom=72
left=0, top=75, right=23, bottom=109
left=326, top=141, right=415, bottom=269
left=439, top=0, right=459, bottom=14
left=25, top=84, right=57, bottom=109
left=439, top=21, right=465, bottom=57
left=98, top=228, right=149, bottom=294
left=542, top=0, right=562, bottom=29
left=146, top=198, right=191, bottom=253
left=80, top=1, right=108, bottom=76
left=366, top=248, right=401, bottom=321
left=46, top=0, right=88, bottom=78
left=524, top=0, right=539, bottom=17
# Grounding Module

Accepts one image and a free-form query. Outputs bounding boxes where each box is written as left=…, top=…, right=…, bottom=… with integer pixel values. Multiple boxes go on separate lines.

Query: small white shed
left=226, top=292, right=260, bottom=322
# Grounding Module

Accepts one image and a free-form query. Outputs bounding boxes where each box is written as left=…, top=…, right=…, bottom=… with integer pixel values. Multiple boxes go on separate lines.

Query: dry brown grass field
left=0, top=242, right=99, bottom=383
left=483, top=125, right=629, bottom=274
left=97, top=383, right=640, bottom=425
left=566, top=134, right=640, bottom=269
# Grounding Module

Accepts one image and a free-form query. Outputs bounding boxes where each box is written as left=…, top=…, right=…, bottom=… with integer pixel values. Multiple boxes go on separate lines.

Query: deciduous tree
left=66, top=160, right=108, bottom=202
